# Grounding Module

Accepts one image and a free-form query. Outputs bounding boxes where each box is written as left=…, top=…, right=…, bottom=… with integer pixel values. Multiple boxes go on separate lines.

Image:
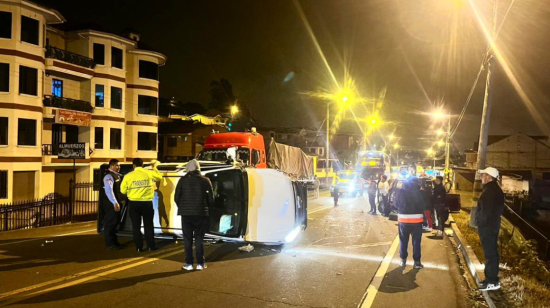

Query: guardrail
left=504, top=200, right=550, bottom=261
left=45, top=45, right=96, bottom=69
left=43, top=95, right=94, bottom=113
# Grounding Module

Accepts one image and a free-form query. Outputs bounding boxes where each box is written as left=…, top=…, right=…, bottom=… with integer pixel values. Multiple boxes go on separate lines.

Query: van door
left=205, top=169, right=248, bottom=238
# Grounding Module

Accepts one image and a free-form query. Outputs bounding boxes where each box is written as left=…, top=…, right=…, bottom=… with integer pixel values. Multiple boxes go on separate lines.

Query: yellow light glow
left=393, top=143, right=399, bottom=149
left=231, top=105, right=239, bottom=115
left=437, top=129, right=444, bottom=136
left=427, top=148, right=433, bottom=154
left=438, top=140, right=445, bottom=146
left=389, top=134, right=395, bottom=140
left=342, top=96, right=348, bottom=102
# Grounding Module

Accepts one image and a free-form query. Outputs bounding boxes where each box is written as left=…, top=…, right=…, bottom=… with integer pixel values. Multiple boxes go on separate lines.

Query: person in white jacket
left=378, top=175, right=390, bottom=216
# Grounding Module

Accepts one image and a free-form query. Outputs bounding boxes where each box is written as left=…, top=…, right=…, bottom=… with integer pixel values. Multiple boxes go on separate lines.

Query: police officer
left=120, top=158, right=162, bottom=252
left=101, top=159, right=124, bottom=250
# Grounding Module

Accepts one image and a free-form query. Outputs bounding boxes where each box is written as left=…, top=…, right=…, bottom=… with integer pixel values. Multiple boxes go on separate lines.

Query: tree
left=208, top=78, right=236, bottom=110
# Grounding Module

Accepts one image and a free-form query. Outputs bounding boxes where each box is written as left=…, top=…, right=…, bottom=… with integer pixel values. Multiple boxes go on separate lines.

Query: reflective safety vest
left=398, top=213, right=424, bottom=224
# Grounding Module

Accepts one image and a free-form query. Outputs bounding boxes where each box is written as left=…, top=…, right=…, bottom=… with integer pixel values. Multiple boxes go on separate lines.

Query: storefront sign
left=55, top=109, right=91, bottom=126
left=58, top=143, right=86, bottom=159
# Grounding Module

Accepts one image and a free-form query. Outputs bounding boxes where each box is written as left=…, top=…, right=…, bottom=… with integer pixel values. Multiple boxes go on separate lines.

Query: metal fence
left=504, top=197, right=550, bottom=261
left=0, top=182, right=98, bottom=232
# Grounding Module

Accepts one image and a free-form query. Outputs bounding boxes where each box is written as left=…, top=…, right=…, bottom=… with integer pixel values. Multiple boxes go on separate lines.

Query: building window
left=0, top=62, right=8, bottom=92
left=0, top=170, right=7, bottom=199
left=0, top=117, right=7, bottom=145
left=19, top=66, right=37, bottom=96
left=94, top=127, right=103, bottom=149
left=111, top=47, right=123, bottom=69
left=138, top=95, right=158, bottom=115
left=111, top=87, right=122, bottom=109
left=95, top=84, right=104, bottom=107
left=93, top=43, right=105, bottom=65
left=110, top=128, right=121, bottom=150
left=52, top=79, right=63, bottom=97
left=138, top=132, right=157, bottom=151
left=21, top=16, right=39, bottom=46
left=17, top=118, right=36, bottom=146
left=139, top=60, right=159, bottom=80
left=0, top=11, right=12, bottom=39
left=167, top=137, right=177, bottom=147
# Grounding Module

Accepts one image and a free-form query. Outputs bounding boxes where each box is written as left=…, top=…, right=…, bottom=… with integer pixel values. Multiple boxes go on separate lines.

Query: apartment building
left=0, top=0, right=166, bottom=202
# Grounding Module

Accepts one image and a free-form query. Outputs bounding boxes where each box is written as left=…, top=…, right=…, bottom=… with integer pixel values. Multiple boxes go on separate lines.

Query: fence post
left=3, top=209, right=7, bottom=231
left=69, top=179, right=74, bottom=223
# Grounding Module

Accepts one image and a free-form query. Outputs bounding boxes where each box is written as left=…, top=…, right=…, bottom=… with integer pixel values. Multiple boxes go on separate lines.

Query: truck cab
left=198, top=132, right=267, bottom=168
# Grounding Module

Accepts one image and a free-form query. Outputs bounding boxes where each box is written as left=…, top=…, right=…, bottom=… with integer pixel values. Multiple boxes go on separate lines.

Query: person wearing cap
left=396, top=177, right=425, bottom=269
left=175, top=159, right=214, bottom=271
left=475, top=167, right=504, bottom=291
left=120, top=158, right=162, bottom=252
left=100, top=159, right=125, bottom=250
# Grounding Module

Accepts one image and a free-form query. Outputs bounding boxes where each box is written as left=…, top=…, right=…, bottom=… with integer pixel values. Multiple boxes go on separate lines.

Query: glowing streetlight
left=393, top=143, right=399, bottom=149
left=426, top=148, right=434, bottom=155
left=438, top=140, right=445, bottom=147
left=230, top=105, right=239, bottom=117
left=389, top=134, right=395, bottom=140
left=342, top=96, right=348, bottom=102
left=436, top=129, right=444, bottom=136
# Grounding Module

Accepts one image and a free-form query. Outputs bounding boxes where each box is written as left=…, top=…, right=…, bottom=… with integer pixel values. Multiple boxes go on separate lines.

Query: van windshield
left=206, top=169, right=246, bottom=237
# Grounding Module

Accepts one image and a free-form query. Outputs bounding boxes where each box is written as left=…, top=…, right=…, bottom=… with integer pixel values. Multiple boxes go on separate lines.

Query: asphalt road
left=0, top=194, right=469, bottom=308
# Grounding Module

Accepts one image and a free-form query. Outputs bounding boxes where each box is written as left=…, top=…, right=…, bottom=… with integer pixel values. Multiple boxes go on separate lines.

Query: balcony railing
left=42, top=144, right=59, bottom=156
left=45, top=45, right=96, bottom=69
left=43, top=95, right=94, bottom=113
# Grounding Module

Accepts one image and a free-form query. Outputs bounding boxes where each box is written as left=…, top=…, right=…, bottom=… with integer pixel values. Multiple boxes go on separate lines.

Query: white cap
left=479, top=167, right=499, bottom=178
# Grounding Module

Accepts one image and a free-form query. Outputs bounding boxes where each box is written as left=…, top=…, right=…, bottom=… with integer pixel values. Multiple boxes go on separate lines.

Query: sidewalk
left=369, top=230, right=472, bottom=308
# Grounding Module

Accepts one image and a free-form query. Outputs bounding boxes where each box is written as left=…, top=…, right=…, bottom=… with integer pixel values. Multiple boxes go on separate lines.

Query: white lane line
left=0, top=229, right=97, bottom=247
left=0, top=245, right=181, bottom=299
left=358, top=235, right=400, bottom=308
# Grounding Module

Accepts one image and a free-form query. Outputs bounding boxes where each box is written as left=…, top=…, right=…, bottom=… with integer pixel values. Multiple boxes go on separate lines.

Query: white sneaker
left=437, top=230, right=444, bottom=236
left=478, top=282, right=500, bottom=291
left=182, top=264, right=193, bottom=271
left=196, top=264, right=207, bottom=271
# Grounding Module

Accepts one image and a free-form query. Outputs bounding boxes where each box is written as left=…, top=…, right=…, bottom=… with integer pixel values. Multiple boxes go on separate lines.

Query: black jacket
left=396, top=182, right=425, bottom=216
left=175, top=171, right=214, bottom=216
left=432, top=183, right=446, bottom=207
left=475, top=181, right=505, bottom=230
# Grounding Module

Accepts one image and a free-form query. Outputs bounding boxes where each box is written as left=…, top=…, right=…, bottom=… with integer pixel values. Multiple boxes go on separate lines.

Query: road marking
left=358, top=235, right=400, bottom=308
left=0, top=245, right=181, bottom=300
left=308, top=206, right=333, bottom=214
left=0, top=229, right=97, bottom=247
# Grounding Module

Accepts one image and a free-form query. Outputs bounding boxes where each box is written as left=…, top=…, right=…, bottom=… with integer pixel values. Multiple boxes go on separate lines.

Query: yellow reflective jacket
left=120, top=167, right=162, bottom=201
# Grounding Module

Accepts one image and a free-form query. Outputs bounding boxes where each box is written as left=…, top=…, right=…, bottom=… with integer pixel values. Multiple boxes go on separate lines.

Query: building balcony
left=43, top=95, right=94, bottom=113
left=45, top=46, right=96, bottom=79
left=42, top=144, right=58, bottom=156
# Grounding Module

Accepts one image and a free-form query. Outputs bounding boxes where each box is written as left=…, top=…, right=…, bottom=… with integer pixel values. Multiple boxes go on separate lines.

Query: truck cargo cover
left=266, top=138, right=314, bottom=181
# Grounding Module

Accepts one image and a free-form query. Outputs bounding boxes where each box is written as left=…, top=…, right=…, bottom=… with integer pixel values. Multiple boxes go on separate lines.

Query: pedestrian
left=421, top=181, right=434, bottom=232
left=175, top=160, right=214, bottom=271
left=120, top=158, right=162, bottom=252
left=313, top=175, right=320, bottom=199
left=433, top=176, right=447, bottom=236
left=396, top=177, right=425, bottom=269
left=367, top=176, right=377, bottom=214
left=378, top=175, right=390, bottom=216
left=475, top=167, right=504, bottom=291
left=100, top=159, right=124, bottom=250
left=332, top=172, right=341, bottom=206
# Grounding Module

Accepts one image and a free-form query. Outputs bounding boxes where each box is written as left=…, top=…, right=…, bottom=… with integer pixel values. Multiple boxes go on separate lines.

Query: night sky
left=38, top=0, right=550, bottom=151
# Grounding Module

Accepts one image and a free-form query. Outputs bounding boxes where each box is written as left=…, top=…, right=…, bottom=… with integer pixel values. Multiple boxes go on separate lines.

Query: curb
left=448, top=214, right=497, bottom=308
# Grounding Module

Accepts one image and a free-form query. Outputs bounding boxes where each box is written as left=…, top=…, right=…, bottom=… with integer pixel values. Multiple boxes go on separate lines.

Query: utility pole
left=473, top=0, right=498, bottom=202
left=326, top=102, right=330, bottom=187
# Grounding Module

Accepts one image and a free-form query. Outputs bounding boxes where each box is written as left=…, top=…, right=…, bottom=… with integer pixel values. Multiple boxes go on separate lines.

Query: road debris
left=238, top=244, right=254, bottom=252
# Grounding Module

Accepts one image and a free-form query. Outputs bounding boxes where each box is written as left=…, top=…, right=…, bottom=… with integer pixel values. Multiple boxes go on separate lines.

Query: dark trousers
left=333, top=186, right=339, bottom=205
left=381, top=195, right=389, bottom=216
left=129, top=200, right=156, bottom=250
left=368, top=193, right=376, bottom=212
left=479, top=227, right=500, bottom=283
left=435, top=205, right=449, bottom=231
left=181, top=216, right=209, bottom=265
left=102, top=201, right=121, bottom=247
left=399, top=223, right=422, bottom=261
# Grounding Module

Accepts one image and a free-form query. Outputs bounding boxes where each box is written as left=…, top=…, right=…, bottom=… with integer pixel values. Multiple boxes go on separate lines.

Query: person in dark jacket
left=175, top=159, right=214, bottom=271
left=396, top=177, right=425, bottom=269
left=367, top=176, right=378, bottom=214
left=475, top=167, right=504, bottom=291
left=421, top=181, right=433, bottom=232
left=100, top=159, right=125, bottom=250
left=433, top=176, right=447, bottom=236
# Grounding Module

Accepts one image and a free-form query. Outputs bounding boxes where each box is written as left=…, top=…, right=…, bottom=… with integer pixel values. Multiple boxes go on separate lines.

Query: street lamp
left=230, top=105, right=239, bottom=117
left=431, top=109, right=451, bottom=174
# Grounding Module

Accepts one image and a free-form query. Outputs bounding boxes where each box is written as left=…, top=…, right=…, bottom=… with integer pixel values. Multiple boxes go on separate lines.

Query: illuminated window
left=52, top=79, right=63, bottom=97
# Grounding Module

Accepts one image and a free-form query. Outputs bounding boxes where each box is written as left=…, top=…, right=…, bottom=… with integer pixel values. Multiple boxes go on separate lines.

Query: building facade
left=0, top=0, right=166, bottom=203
